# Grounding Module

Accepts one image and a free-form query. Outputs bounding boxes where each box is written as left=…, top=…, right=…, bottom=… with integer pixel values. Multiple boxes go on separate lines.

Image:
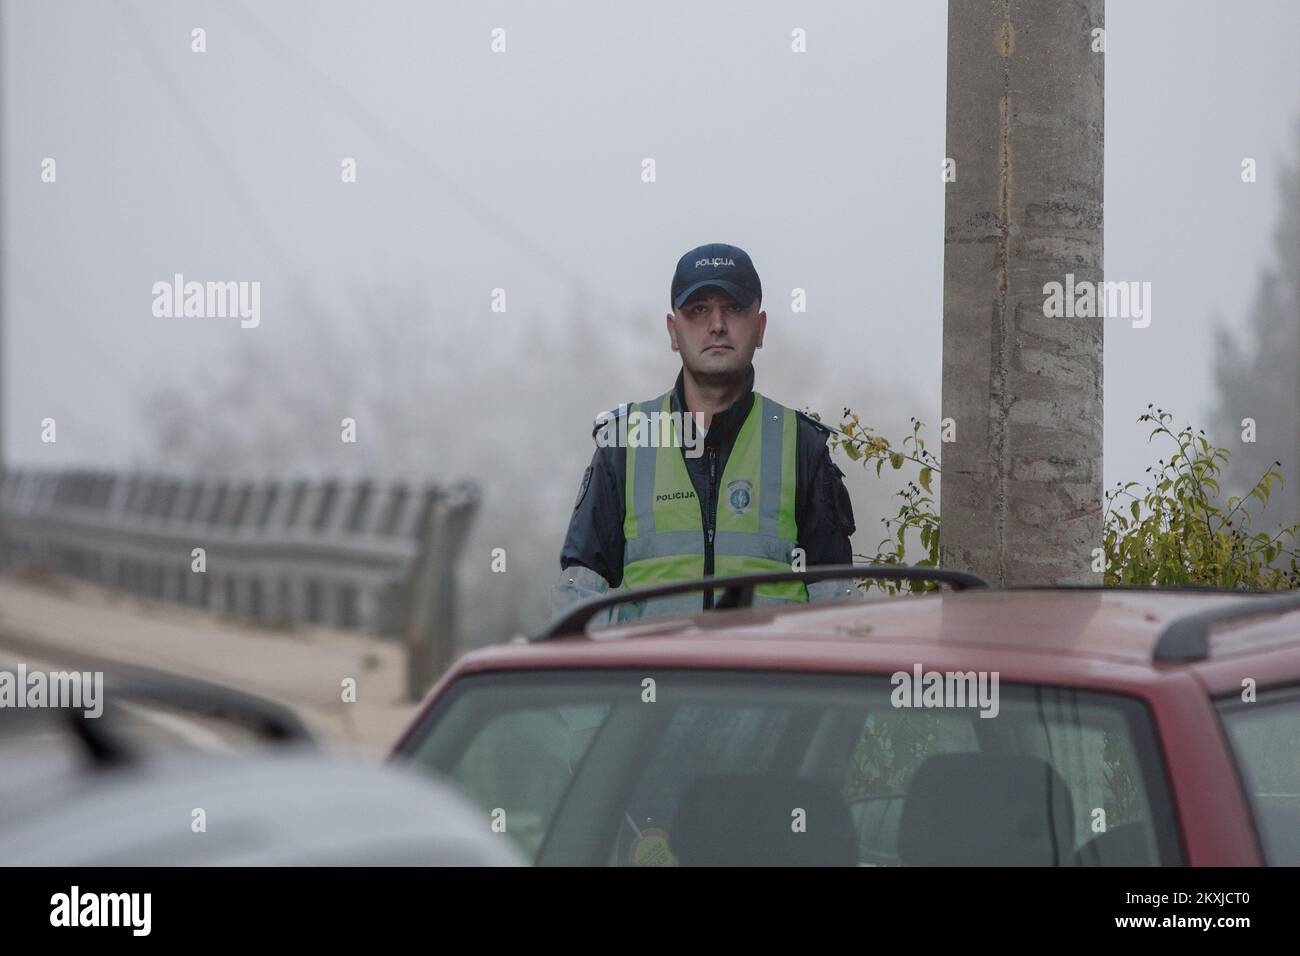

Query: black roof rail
left=1153, top=590, right=1300, bottom=663
left=535, top=564, right=989, bottom=641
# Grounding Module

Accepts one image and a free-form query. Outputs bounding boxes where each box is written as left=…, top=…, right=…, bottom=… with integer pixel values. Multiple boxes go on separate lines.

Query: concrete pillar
left=939, top=0, right=1105, bottom=586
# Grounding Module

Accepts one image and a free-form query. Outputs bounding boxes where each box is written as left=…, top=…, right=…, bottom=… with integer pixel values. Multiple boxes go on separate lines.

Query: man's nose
left=707, top=307, right=729, bottom=332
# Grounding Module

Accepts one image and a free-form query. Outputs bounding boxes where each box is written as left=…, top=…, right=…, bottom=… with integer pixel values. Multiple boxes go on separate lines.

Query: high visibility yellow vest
left=619, top=389, right=808, bottom=622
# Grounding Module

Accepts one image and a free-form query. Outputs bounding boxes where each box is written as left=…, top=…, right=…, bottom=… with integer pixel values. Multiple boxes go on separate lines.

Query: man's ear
left=666, top=313, right=679, bottom=352
left=756, top=309, right=767, bottom=348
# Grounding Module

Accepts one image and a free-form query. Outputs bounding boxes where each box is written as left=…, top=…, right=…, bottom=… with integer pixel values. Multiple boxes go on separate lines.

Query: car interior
left=408, top=672, right=1183, bottom=866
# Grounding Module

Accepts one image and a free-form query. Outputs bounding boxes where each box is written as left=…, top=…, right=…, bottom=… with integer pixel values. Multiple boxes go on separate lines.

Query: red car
left=391, top=566, right=1300, bottom=866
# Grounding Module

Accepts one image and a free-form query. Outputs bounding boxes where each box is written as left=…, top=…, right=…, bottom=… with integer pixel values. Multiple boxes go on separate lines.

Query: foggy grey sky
left=3, top=0, right=1298, bottom=502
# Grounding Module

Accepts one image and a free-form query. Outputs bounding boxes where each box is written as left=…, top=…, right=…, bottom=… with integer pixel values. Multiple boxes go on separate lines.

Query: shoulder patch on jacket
left=573, top=464, right=593, bottom=510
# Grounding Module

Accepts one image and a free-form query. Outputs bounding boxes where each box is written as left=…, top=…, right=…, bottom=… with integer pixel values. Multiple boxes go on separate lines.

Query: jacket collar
left=671, top=364, right=756, bottom=448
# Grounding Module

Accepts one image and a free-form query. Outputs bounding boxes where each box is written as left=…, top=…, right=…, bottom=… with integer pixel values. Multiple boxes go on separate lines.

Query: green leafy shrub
left=819, top=406, right=1300, bottom=592
left=1102, top=408, right=1300, bottom=589
left=814, top=410, right=942, bottom=593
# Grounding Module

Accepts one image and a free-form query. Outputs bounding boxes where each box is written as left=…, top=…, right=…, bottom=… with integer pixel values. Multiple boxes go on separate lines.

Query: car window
left=1217, top=684, right=1300, bottom=865
left=415, top=689, right=610, bottom=859
left=839, top=687, right=1166, bottom=865
left=400, top=671, right=1180, bottom=866
left=606, top=703, right=799, bottom=865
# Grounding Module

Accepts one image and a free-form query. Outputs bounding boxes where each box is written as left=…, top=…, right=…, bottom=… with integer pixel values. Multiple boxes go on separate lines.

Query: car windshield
left=398, top=670, right=1181, bottom=866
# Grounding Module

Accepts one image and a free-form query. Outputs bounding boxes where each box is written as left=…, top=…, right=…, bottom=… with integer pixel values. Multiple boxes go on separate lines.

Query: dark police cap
left=671, top=242, right=762, bottom=310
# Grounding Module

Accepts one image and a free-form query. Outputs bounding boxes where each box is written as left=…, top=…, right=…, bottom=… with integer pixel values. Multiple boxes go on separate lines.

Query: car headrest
left=1075, top=820, right=1156, bottom=866
left=898, top=754, right=1076, bottom=866
left=672, top=773, right=857, bottom=866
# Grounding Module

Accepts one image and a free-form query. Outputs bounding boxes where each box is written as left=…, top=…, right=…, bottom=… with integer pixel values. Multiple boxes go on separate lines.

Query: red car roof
left=446, top=590, right=1300, bottom=694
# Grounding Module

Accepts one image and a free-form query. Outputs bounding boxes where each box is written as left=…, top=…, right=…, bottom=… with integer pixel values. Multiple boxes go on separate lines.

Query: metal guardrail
left=0, top=468, right=479, bottom=698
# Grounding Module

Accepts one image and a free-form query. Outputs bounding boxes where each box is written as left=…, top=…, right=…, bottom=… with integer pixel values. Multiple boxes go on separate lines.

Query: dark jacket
left=559, top=365, right=856, bottom=603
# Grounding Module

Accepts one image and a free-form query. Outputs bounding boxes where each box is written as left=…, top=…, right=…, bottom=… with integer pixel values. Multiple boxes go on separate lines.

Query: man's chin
left=685, top=354, right=749, bottom=384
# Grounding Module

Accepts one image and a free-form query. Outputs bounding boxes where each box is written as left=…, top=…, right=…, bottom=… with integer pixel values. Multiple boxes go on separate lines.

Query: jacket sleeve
left=795, top=419, right=860, bottom=602
left=550, top=564, right=613, bottom=621
left=553, top=439, right=627, bottom=619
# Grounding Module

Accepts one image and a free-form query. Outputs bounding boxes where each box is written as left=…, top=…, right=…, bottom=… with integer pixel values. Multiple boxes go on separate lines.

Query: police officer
left=553, top=242, right=857, bottom=621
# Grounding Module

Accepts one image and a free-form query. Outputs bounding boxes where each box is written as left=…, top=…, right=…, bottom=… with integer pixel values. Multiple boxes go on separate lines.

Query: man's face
left=667, top=289, right=766, bottom=382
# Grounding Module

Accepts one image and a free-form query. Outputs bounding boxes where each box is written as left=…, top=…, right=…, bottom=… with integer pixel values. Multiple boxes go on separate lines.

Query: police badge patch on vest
left=574, top=464, right=593, bottom=510
left=726, top=478, right=754, bottom=516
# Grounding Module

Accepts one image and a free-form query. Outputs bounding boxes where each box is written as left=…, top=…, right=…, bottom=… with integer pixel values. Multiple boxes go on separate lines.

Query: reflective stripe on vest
left=619, top=389, right=807, bottom=622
